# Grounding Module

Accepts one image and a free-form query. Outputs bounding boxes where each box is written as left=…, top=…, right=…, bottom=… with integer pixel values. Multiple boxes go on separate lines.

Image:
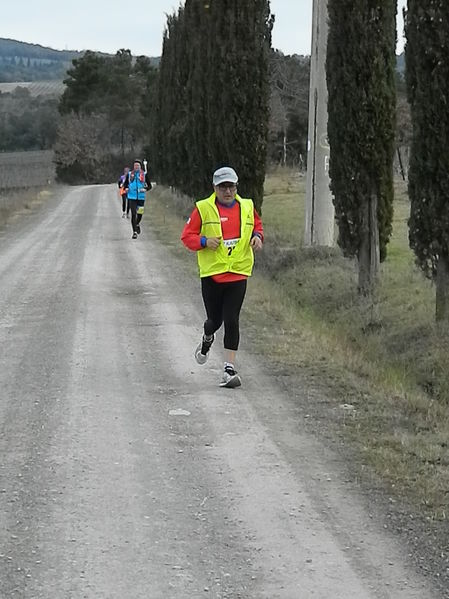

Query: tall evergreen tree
left=152, top=10, right=187, bottom=187
left=60, top=51, right=106, bottom=115
left=139, top=55, right=159, bottom=162
left=405, top=1, right=449, bottom=322
left=207, top=0, right=273, bottom=211
left=103, top=50, right=141, bottom=156
left=183, top=0, right=213, bottom=197
left=153, top=0, right=273, bottom=211
left=326, top=0, right=396, bottom=295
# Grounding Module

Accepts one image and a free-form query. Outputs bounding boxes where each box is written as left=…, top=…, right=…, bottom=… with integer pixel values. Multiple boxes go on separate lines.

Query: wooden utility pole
left=304, top=0, right=334, bottom=246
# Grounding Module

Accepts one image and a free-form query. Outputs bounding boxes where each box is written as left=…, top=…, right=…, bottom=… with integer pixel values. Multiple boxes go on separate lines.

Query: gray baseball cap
left=212, top=167, right=238, bottom=186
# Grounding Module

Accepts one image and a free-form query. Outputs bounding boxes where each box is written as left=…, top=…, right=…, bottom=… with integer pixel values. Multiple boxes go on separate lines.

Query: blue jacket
left=125, top=169, right=151, bottom=200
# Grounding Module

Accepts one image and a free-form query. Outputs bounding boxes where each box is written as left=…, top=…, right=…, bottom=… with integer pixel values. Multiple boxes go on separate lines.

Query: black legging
left=201, top=277, right=247, bottom=351
left=121, top=193, right=129, bottom=214
left=128, top=199, right=144, bottom=233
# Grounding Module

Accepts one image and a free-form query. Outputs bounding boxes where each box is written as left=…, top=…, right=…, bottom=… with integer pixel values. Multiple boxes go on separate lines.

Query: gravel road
left=0, top=185, right=441, bottom=598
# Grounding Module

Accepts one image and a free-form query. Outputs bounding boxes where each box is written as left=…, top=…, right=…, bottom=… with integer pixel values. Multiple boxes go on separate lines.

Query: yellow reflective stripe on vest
left=196, top=193, right=255, bottom=278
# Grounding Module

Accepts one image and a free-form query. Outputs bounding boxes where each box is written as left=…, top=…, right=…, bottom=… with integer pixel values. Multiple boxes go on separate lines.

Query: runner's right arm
left=123, top=174, right=130, bottom=191
left=181, top=207, right=205, bottom=251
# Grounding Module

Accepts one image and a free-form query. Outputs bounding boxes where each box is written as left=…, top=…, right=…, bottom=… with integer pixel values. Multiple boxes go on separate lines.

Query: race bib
left=222, top=237, right=239, bottom=256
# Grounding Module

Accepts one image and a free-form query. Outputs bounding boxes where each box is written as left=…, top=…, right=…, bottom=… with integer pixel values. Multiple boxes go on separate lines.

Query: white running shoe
left=194, top=334, right=214, bottom=364
left=122, top=212, right=126, bottom=218
left=219, top=367, right=242, bottom=389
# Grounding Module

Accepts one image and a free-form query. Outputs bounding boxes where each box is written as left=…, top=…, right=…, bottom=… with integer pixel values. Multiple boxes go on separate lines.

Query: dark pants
left=128, top=199, right=145, bottom=233
left=201, top=277, right=247, bottom=351
left=121, top=193, right=129, bottom=214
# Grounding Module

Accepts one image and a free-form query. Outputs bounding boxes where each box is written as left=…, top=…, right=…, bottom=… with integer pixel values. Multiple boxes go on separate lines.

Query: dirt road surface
left=0, top=186, right=441, bottom=598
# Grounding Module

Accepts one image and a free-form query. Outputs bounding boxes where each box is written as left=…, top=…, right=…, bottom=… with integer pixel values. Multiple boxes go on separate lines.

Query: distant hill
left=0, top=38, right=82, bottom=62
left=0, top=38, right=81, bottom=82
left=0, top=38, right=160, bottom=83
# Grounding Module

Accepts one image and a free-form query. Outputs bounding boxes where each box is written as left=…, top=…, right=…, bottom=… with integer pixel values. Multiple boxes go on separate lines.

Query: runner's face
left=214, top=182, right=237, bottom=204
left=133, top=162, right=141, bottom=171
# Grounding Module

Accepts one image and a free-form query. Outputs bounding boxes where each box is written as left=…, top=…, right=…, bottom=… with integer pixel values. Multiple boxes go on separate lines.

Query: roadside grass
left=260, top=169, right=447, bottom=399
left=0, top=187, right=53, bottom=225
left=148, top=172, right=449, bottom=523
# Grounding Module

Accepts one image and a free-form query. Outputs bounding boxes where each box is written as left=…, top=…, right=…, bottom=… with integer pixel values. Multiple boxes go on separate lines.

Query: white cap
left=212, top=166, right=238, bottom=186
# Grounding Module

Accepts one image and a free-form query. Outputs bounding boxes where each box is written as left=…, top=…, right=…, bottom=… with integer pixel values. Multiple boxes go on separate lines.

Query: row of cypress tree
left=150, top=0, right=274, bottom=212
left=326, top=0, right=449, bottom=321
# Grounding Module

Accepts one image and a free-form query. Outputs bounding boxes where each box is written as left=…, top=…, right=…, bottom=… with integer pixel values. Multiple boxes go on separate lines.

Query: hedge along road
left=0, top=185, right=439, bottom=599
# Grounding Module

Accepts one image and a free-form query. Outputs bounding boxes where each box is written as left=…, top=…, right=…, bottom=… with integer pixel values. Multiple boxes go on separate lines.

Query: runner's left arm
left=252, top=209, right=264, bottom=242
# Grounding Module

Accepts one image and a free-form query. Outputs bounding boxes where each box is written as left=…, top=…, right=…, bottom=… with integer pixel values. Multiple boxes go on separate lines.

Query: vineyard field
left=0, top=150, right=55, bottom=189
left=0, top=80, right=64, bottom=96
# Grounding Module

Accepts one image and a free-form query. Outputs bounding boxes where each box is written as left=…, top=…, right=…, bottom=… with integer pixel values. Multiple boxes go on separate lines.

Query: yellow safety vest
left=196, top=192, right=255, bottom=278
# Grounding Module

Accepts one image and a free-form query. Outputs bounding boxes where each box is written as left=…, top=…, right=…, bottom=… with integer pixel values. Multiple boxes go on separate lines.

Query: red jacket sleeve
left=181, top=207, right=203, bottom=251
left=253, top=209, right=264, bottom=242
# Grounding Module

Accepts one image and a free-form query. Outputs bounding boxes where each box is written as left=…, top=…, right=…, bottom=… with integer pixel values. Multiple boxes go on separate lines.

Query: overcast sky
left=3, top=0, right=407, bottom=57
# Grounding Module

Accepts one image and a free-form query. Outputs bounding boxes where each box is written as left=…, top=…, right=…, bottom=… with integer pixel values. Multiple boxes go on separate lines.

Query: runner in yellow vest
left=181, top=166, right=264, bottom=388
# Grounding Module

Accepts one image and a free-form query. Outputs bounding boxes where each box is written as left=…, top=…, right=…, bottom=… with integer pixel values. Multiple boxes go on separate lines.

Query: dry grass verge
left=0, top=187, right=54, bottom=225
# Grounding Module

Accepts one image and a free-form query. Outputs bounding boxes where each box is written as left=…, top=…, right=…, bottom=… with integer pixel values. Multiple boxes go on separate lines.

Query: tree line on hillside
left=0, top=38, right=160, bottom=83
left=0, top=57, right=70, bottom=82
left=0, top=38, right=81, bottom=82
left=0, top=39, right=80, bottom=61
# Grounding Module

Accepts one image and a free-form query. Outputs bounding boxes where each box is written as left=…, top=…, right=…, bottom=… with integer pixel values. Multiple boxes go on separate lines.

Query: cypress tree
left=184, top=0, right=213, bottom=197
left=405, top=1, right=449, bottom=322
left=151, top=24, right=173, bottom=181
left=205, top=0, right=273, bottom=211
left=153, top=0, right=273, bottom=212
left=153, top=11, right=185, bottom=186
left=169, top=6, right=190, bottom=190
left=326, top=0, right=396, bottom=295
